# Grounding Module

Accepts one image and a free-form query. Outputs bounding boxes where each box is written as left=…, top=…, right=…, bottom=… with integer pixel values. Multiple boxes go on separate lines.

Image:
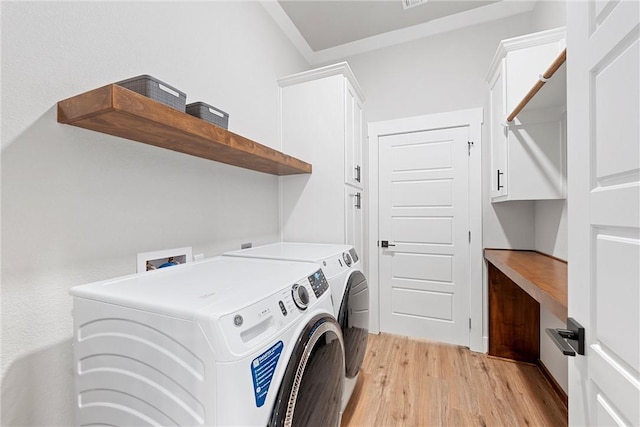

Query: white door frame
left=367, top=108, right=484, bottom=353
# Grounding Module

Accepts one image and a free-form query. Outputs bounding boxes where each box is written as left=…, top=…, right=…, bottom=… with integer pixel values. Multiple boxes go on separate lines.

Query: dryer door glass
left=268, top=315, right=344, bottom=427
left=338, top=271, right=369, bottom=378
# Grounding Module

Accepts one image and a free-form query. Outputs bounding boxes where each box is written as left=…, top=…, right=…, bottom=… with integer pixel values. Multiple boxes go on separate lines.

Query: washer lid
left=69, top=256, right=321, bottom=320
left=226, top=242, right=353, bottom=263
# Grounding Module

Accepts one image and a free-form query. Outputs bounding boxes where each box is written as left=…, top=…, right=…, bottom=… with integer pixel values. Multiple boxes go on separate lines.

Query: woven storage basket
left=116, top=75, right=186, bottom=111
left=186, top=102, right=229, bottom=129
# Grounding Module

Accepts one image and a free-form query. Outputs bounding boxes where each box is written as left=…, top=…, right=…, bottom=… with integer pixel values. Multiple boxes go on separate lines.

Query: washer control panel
left=307, top=269, right=329, bottom=298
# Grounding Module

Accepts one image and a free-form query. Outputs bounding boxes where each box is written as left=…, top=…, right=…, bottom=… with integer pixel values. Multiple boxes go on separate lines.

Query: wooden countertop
left=484, top=249, right=568, bottom=320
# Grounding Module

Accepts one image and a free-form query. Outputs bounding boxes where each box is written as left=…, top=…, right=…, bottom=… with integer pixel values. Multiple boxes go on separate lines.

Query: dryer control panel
left=307, top=269, right=329, bottom=298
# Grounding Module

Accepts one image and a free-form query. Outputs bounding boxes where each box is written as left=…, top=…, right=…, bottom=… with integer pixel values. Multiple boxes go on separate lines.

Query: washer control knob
left=292, top=284, right=310, bottom=310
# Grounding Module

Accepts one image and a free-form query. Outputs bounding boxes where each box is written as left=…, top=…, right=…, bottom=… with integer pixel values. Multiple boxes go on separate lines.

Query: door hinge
left=468, top=140, right=474, bottom=156
left=468, top=231, right=471, bottom=243
left=469, top=318, right=472, bottom=330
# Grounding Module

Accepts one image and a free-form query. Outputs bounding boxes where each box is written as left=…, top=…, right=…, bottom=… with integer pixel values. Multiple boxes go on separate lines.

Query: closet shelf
left=57, top=84, right=312, bottom=176
left=506, top=48, right=567, bottom=123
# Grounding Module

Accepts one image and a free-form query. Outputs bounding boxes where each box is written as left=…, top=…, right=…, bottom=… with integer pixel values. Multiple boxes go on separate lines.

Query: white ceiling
left=261, top=0, right=537, bottom=65
left=279, top=0, right=499, bottom=51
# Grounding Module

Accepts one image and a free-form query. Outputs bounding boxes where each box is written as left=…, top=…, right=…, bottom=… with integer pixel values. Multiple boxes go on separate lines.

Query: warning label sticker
left=250, top=340, right=284, bottom=407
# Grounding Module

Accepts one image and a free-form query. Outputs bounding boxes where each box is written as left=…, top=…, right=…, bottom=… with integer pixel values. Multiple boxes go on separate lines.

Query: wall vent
left=402, top=0, right=428, bottom=10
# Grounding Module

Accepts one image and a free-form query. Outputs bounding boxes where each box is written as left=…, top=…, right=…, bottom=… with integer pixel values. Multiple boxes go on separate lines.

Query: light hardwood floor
left=341, top=333, right=567, bottom=427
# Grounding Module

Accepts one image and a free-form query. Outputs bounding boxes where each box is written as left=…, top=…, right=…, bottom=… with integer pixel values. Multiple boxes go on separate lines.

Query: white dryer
left=69, top=256, right=344, bottom=426
left=225, top=242, right=369, bottom=411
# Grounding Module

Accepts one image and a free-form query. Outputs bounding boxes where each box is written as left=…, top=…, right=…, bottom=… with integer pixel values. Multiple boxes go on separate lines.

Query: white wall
left=342, top=13, right=533, bottom=123
left=531, top=0, right=567, bottom=32
left=535, top=200, right=568, bottom=260
left=1, top=2, right=308, bottom=425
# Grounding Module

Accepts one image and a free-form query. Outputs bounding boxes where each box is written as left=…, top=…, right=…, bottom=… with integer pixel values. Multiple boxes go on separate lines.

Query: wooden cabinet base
left=488, top=263, right=540, bottom=363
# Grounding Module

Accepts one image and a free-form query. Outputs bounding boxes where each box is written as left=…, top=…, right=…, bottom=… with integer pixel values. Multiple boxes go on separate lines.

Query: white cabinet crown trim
left=486, top=27, right=566, bottom=82
left=277, top=62, right=366, bottom=101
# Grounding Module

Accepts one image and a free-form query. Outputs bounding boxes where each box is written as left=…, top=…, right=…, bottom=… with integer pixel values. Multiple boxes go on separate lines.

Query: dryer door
left=268, top=315, right=344, bottom=427
left=338, top=270, right=369, bottom=378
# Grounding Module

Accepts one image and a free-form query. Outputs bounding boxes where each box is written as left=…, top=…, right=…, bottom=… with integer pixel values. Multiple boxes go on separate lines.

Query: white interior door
left=567, top=1, right=639, bottom=425
left=378, top=126, right=470, bottom=346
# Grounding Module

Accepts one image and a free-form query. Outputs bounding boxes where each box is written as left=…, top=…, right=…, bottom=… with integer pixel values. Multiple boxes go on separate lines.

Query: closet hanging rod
left=506, top=48, right=567, bottom=123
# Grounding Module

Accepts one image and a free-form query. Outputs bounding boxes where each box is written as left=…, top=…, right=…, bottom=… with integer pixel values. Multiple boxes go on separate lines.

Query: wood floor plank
left=342, top=333, right=567, bottom=427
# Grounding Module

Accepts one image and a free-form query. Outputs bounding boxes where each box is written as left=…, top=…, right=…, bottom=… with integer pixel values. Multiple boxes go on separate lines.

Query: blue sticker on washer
left=250, top=340, right=284, bottom=407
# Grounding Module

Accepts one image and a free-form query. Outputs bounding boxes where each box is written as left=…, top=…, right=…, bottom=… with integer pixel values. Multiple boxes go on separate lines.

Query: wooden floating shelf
left=57, top=84, right=312, bottom=176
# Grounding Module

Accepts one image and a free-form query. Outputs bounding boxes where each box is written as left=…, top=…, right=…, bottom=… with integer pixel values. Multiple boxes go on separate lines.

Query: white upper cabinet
left=486, top=28, right=567, bottom=203
left=278, top=63, right=365, bottom=253
left=344, top=80, right=364, bottom=189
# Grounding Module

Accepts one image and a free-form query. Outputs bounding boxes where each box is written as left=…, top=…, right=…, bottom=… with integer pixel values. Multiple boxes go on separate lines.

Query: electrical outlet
left=241, top=242, right=252, bottom=249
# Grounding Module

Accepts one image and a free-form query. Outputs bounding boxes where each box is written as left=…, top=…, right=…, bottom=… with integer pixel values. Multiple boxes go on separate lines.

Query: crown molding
left=486, top=26, right=566, bottom=82
left=277, top=61, right=366, bottom=101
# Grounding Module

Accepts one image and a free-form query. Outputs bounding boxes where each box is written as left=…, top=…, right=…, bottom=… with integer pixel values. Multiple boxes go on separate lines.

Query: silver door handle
left=350, top=192, right=362, bottom=209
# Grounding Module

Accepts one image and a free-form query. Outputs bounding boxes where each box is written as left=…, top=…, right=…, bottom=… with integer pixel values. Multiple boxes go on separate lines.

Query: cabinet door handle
left=497, top=169, right=504, bottom=191
left=354, top=192, right=361, bottom=209
left=355, top=165, right=361, bottom=183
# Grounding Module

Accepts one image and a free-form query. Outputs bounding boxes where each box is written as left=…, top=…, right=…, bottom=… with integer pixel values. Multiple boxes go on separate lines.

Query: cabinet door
left=489, top=60, right=508, bottom=200
left=280, top=76, right=346, bottom=244
left=345, top=186, right=363, bottom=254
left=354, top=95, right=363, bottom=188
left=345, top=81, right=363, bottom=189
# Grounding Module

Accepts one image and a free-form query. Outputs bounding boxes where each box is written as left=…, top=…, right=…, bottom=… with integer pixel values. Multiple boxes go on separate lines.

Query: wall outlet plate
left=137, top=246, right=193, bottom=273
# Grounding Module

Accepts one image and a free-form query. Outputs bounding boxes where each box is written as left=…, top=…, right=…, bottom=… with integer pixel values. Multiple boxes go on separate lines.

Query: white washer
left=225, top=242, right=369, bottom=411
left=69, top=256, right=344, bottom=426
